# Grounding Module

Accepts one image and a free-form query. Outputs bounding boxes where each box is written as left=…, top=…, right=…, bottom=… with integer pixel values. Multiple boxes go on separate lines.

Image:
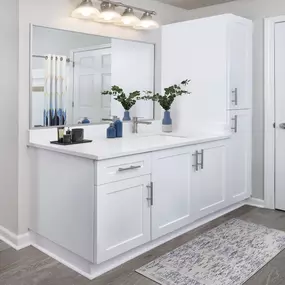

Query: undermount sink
left=115, top=134, right=190, bottom=149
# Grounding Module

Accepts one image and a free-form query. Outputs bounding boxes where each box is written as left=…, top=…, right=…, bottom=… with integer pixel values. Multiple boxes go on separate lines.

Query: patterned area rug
left=137, top=219, right=285, bottom=285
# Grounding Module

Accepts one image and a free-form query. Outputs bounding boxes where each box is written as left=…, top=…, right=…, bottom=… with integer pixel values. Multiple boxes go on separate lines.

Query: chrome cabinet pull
left=146, top=182, right=154, bottom=206
left=231, top=115, right=238, bottom=133
left=200, top=149, right=204, bottom=170
left=196, top=150, right=204, bottom=170
left=193, top=150, right=204, bottom=171
left=232, top=88, right=238, bottom=106
left=192, top=151, right=199, bottom=171
left=118, top=165, right=142, bottom=172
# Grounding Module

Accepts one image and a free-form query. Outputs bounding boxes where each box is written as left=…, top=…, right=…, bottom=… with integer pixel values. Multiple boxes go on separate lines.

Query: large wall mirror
left=30, top=25, right=155, bottom=128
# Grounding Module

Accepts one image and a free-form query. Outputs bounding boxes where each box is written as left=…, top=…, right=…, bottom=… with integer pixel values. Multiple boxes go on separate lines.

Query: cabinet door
left=227, top=109, right=252, bottom=203
left=96, top=176, right=151, bottom=263
left=191, top=141, right=227, bottom=220
left=228, top=18, right=252, bottom=110
left=151, top=147, right=192, bottom=240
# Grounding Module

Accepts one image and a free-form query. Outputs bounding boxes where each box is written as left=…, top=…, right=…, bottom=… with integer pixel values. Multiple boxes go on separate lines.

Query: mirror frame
left=29, top=24, right=156, bottom=129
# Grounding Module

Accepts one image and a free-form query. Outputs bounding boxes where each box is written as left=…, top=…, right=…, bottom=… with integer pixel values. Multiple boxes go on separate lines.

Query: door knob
left=279, top=123, right=285, bottom=129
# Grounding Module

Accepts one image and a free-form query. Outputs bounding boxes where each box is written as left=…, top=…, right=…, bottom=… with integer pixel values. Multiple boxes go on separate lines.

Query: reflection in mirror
left=30, top=26, right=155, bottom=128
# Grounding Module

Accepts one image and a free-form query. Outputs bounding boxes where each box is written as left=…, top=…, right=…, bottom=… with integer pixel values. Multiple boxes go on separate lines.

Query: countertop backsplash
left=29, top=121, right=162, bottom=144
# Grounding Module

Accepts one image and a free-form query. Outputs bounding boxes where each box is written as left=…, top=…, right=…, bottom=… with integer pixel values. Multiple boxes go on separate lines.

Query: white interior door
left=275, top=22, right=285, bottom=211
left=73, top=47, right=111, bottom=124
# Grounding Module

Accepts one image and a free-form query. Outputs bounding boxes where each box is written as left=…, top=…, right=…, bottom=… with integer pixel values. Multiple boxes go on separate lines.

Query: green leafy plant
left=140, top=79, right=191, bottom=111
left=102, top=86, right=141, bottom=111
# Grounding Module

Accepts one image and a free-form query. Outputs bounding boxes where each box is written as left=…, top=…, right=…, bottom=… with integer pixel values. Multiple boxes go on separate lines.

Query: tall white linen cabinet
left=161, top=14, right=253, bottom=206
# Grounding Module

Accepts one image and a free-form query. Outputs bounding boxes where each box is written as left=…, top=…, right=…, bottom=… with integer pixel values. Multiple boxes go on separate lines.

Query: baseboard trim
left=245, top=198, right=265, bottom=208
left=0, top=226, right=31, bottom=250
left=31, top=201, right=246, bottom=280
left=31, top=236, right=93, bottom=280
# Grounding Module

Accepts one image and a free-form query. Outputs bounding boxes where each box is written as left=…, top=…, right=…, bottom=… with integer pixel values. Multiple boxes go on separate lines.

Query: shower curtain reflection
left=44, top=54, right=67, bottom=126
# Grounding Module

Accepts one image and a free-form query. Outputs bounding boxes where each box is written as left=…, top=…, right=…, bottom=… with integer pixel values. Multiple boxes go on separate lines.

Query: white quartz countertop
left=28, top=132, right=231, bottom=161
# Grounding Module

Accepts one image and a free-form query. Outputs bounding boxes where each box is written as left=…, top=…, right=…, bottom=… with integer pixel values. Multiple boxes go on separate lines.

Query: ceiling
left=154, top=0, right=237, bottom=10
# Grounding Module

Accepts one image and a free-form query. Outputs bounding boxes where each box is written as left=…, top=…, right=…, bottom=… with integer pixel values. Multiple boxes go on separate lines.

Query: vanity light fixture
left=97, top=1, right=121, bottom=23
left=117, top=7, right=140, bottom=26
left=71, top=0, right=100, bottom=19
left=135, top=12, right=159, bottom=30
left=71, top=0, right=159, bottom=30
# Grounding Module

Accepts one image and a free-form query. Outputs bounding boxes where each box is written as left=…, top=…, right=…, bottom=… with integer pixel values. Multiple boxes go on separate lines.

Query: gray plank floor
left=1, top=206, right=285, bottom=285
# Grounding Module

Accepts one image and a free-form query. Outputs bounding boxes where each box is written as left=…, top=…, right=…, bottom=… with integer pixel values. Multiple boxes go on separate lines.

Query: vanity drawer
left=96, top=154, right=151, bottom=185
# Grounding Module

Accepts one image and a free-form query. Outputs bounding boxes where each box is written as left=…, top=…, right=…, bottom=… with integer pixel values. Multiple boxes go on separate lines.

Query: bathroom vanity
left=28, top=13, right=252, bottom=279
left=29, top=130, right=251, bottom=278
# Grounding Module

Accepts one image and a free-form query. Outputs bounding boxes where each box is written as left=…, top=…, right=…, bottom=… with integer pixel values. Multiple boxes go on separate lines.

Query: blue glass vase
left=123, top=110, right=131, bottom=121
left=162, top=110, right=172, bottom=132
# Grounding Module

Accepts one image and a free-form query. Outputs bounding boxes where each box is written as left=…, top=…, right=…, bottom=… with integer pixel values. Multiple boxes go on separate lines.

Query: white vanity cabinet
left=151, top=147, right=192, bottom=239
left=191, top=141, right=227, bottom=220
left=96, top=176, right=151, bottom=263
left=95, top=154, right=152, bottom=263
left=95, top=139, right=229, bottom=261
left=30, top=135, right=246, bottom=277
left=151, top=140, right=228, bottom=240
left=28, top=13, right=253, bottom=280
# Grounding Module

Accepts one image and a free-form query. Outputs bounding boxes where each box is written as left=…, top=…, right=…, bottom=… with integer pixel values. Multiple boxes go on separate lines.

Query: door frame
left=264, top=16, right=285, bottom=209
left=70, top=44, right=112, bottom=124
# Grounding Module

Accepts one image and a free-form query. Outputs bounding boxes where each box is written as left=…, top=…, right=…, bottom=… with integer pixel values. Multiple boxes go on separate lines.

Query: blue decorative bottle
left=162, top=110, right=172, bottom=132
left=107, top=123, right=116, bottom=138
left=114, top=117, right=123, bottom=138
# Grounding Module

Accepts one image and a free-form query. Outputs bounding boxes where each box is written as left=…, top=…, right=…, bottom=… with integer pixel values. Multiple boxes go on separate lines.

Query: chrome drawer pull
left=118, top=165, right=142, bottom=172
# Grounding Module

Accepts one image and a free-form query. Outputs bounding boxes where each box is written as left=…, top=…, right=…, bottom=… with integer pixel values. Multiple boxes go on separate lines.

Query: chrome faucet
left=132, top=117, right=152, bottom=133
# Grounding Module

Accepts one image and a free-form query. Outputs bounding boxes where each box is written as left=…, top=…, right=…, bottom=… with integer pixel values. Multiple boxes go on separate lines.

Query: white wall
left=0, top=0, right=19, bottom=234
left=17, top=0, right=191, bottom=235
left=184, top=0, right=285, bottom=200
